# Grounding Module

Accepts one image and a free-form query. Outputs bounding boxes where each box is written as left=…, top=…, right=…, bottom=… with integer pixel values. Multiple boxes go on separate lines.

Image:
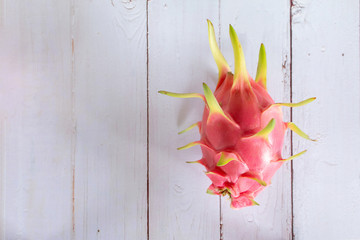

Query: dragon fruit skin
left=159, top=20, right=315, bottom=209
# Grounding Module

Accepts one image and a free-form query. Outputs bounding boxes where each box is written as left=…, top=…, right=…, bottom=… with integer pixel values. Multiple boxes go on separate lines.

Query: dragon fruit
left=159, top=20, right=315, bottom=209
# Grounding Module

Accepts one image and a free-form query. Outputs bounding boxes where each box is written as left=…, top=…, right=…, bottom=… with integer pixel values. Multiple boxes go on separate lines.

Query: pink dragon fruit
left=159, top=20, right=315, bottom=209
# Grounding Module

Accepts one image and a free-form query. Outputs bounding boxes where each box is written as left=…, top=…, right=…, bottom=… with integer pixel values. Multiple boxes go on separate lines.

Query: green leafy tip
left=186, top=160, right=201, bottom=164
left=216, top=152, right=235, bottom=166
left=255, top=43, right=267, bottom=89
left=207, top=19, right=230, bottom=79
left=177, top=141, right=201, bottom=150
left=245, top=177, right=267, bottom=186
left=250, top=199, right=260, bottom=206
left=158, top=90, right=205, bottom=101
left=287, top=122, right=316, bottom=141
left=178, top=122, right=199, bottom=135
left=206, top=188, right=216, bottom=195
left=275, top=150, right=308, bottom=162
left=202, top=83, right=231, bottom=121
left=251, top=118, right=276, bottom=141
left=229, top=24, right=250, bottom=88
left=275, top=97, right=316, bottom=107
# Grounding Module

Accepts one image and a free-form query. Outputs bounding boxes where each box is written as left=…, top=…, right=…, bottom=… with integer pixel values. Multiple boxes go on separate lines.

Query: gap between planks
left=218, top=1, right=224, bottom=240
left=289, top=0, right=294, bottom=239
left=146, top=1, right=150, bottom=240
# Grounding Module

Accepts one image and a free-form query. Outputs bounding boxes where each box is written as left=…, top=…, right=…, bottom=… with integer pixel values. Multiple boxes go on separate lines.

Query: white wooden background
left=0, top=0, right=359, bottom=239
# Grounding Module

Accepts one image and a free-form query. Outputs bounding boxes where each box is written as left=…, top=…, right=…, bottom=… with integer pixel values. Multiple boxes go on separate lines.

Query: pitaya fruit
left=159, top=20, right=315, bottom=209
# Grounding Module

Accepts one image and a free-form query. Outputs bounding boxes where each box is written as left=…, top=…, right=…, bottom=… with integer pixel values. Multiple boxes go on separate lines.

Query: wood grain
left=292, top=0, right=360, bottom=239
left=0, top=1, right=359, bottom=239
left=220, top=1, right=292, bottom=239
left=0, top=1, right=73, bottom=239
left=72, top=1, right=147, bottom=239
left=148, top=1, right=221, bottom=239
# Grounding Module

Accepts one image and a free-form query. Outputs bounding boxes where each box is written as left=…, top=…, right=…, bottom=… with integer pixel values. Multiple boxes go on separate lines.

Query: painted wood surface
left=0, top=0, right=359, bottom=239
left=148, top=1, right=220, bottom=239
left=72, top=1, right=147, bottom=239
left=0, top=1, right=73, bottom=239
left=292, top=0, right=360, bottom=239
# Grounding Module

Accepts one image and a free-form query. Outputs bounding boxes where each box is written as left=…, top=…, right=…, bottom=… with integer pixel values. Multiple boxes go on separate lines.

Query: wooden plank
left=0, top=1, right=73, bottom=239
left=292, top=0, right=360, bottom=239
left=220, top=1, right=292, bottom=239
left=148, top=1, right=221, bottom=239
left=72, top=1, right=148, bottom=239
